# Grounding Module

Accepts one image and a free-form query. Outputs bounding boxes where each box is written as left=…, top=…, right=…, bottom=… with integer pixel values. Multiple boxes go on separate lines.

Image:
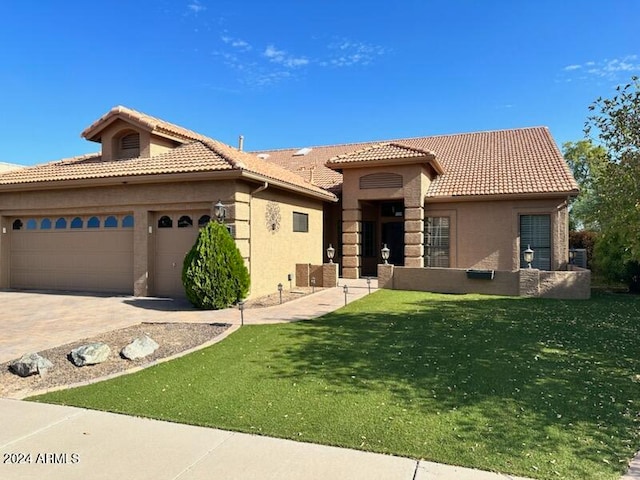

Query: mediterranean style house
left=0, top=106, right=579, bottom=299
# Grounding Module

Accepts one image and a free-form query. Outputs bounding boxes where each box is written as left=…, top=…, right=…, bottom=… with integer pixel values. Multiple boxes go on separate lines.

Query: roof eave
left=326, top=155, right=440, bottom=171
left=0, top=170, right=243, bottom=192
left=240, top=171, right=337, bottom=202
left=425, top=190, right=580, bottom=203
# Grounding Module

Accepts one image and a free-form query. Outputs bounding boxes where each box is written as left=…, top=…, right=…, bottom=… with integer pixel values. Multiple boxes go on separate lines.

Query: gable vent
left=359, top=172, right=403, bottom=189
left=121, top=133, right=140, bottom=150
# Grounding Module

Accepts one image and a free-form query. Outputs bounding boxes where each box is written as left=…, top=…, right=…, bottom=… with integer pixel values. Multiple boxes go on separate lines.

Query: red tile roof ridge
left=328, top=142, right=436, bottom=162
left=252, top=126, right=552, bottom=153
left=82, top=105, right=209, bottom=143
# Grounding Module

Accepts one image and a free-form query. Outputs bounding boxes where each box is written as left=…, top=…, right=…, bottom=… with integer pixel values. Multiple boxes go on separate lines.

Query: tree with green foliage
left=182, top=221, right=250, bottom=309
left=562, top=140, right=608, bottom=231
left=584, top=76, right=640, bottom=291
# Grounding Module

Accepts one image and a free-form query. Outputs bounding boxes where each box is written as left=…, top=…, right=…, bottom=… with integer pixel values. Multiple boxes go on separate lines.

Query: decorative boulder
left=70, top=343, right=111, bottom=367
left=121, top=335, right=159, bottom=360
left=9, top=353, right=53, bottom=377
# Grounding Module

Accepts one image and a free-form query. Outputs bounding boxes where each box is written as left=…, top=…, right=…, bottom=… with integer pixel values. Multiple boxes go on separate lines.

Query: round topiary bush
left=182, top=221, right=250, bottom=309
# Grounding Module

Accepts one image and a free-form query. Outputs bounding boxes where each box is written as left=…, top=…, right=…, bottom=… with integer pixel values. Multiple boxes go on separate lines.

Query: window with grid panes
left=520, top=214, right=551, bottom=270
left=424, top=217, right=450, bottom=267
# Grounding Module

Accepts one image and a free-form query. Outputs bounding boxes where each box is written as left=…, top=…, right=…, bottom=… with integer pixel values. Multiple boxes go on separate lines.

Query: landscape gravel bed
left=0, top=322, right=230, bottom=399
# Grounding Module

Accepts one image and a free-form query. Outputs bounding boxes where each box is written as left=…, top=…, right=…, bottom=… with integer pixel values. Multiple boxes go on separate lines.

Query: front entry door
left=381, top=222, right=405, bottom=266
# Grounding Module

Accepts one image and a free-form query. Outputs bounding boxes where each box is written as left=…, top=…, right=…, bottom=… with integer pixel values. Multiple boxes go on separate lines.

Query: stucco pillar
left=404, top=206, right=424, bottom=268
left=342, top=207, right=361, bottom=279
left=0, top=216, right=9, bottom=288
left=133, top=209, right=152, bottom=297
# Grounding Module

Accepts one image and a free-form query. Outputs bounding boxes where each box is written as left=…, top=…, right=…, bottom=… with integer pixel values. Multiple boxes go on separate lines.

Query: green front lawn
left=31, top=291, right=640, bottom=479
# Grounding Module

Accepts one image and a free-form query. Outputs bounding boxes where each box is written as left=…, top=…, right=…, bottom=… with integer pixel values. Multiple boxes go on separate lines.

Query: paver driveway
left=0, top=281, right=373, bottom=364
left=0, top=291, right=222, bottom=363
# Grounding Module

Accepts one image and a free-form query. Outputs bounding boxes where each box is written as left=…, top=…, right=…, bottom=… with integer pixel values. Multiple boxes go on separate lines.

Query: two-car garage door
left=9, top=212, right=210, bottom=297
left=10, top=215, right=134, bottom=294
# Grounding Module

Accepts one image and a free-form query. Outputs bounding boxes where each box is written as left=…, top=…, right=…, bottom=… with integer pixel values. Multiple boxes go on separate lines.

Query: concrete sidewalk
left=0, top=399, right=531, bottom=480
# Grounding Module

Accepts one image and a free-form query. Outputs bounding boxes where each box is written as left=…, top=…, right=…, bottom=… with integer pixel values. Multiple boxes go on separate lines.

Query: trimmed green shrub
left=595, top=231, right=640, bottom=293
left=182, top=221, right=250, bottom=309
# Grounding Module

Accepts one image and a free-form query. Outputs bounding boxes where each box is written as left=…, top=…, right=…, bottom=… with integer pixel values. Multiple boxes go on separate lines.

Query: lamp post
left=343, top=284, right=349, bottom=306
left=524, top=245, right=534, bottom=269
left=214, top=199, right=226, bottom=223
left=381, top=244, right=390, bottom=265
left=278, top=283, right=283, bottom=304
left=326, top=244, right=335, bottom=264
left=366, top=276, right=371, bottom=294
left=311, top=277, right=316, bottom=293
left=238, top=301, right=245, bottom=326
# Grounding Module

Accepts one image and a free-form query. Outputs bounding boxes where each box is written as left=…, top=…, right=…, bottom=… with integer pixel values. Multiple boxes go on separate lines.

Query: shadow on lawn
left=268, top=292, right=640, bottom=476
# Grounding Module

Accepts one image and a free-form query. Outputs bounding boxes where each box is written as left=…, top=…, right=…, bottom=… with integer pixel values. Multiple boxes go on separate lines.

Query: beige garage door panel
left=11, top=230, right=133, bottom=294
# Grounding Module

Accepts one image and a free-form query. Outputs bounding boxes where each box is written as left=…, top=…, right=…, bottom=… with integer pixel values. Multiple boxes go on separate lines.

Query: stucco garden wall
left=378, top=265, right=590, bottom=299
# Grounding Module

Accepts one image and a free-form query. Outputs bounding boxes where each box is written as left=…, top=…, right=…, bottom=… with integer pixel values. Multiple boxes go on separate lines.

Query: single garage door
left=154, top=212, right=211, bottom=298
left=10, top=215, right=134, bottom=294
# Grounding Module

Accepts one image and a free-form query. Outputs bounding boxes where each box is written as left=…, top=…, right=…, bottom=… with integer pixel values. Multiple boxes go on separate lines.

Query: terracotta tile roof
left=327, top=142, right=435, bottom=164
left=254, top=127, right=579, bottom=197
left=82, top=106, right=210, bottom=143
left=0, top=162, right=24, bottom=173
left=0, top=140, right=335, bottom=200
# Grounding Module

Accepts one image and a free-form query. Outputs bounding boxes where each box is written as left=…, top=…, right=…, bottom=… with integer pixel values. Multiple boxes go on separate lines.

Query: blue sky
left=1, top=0, right=638, bottom=165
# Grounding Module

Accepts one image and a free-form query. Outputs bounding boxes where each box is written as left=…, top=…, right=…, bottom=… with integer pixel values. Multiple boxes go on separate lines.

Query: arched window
left=41, top=218, right=52, bottom=230
left=70, top=217, right=83, bottom=229
left=26, top=219, right=37, bottom=230
left=87, top=216, right=100, bottom=228
left=12, top=219, right=23, bottom=230
left=178, top=215, right=193, bottom=228
left=198, top=215, right=211, bottom=227
left=122, top=215, right=134, bottom=228
left=104, top=216, right=118, bottom=228
left=55, top=217, right=67, bottom=229
left=158, top=215, right=172, bottom=228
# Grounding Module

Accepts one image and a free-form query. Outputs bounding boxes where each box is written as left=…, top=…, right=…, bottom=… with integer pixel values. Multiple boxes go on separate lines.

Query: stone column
left=341, top=207, right=361, bottom=279
left=404, top=206, right=424, bottom=268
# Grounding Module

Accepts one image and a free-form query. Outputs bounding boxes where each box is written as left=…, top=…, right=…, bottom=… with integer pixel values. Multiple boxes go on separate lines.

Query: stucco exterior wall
left=249, top=189, right=324, bottom=298
left=0, top=178, right=327, bottom=300
left=425, top=197, right=570, bottom=271
left=380, top=266, right=590, bottom=299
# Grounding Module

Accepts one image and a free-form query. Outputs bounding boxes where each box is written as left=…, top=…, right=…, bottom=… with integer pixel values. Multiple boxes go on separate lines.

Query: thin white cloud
left=323, top=39, right=389, bottom=67
left=263, top=44, right=309, bottom=68
left=221, top=36, right=252, bottom=51
left=562, top=55, right=640, bottom=81
left=187, top=1, right=206, bottom=14
left=212, top=33, right=388, bottom=87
